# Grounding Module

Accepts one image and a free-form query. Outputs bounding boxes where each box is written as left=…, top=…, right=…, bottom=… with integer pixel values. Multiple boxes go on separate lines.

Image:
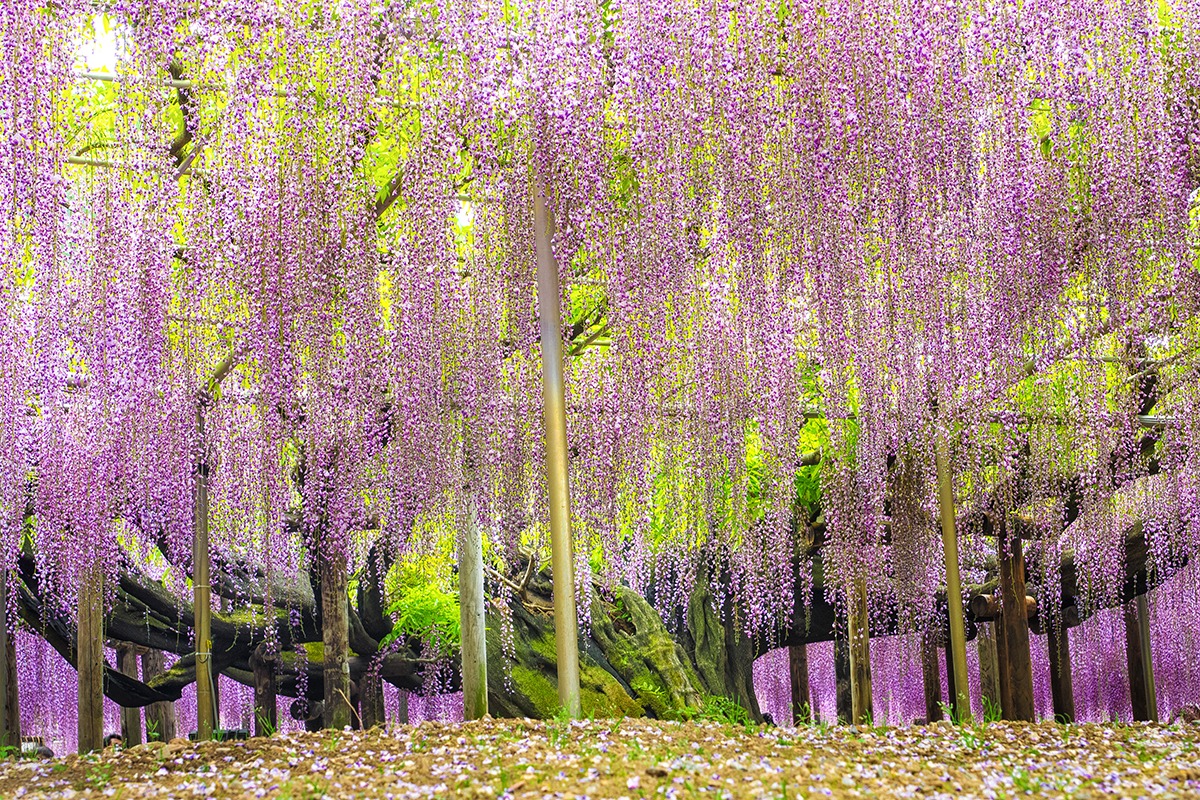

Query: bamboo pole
left=194, top=404, right=214, bottom=741
left=458, top=465, right=488, bottom=720
left=192, top=349, right=244, bottom=741
left=934, top=424, right=972, bottom=723
left=533, top=181, right=581, bottom=717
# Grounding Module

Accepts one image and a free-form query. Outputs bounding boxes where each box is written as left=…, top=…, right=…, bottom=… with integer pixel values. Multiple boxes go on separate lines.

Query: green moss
left=510, top=649, right=645, bottom=719
left=511, top=665, right=561, bottom=713
left=220, top=606, right=290, bottom=626
left=529, top=632, right=558, bottom=661
left=579, top=660, right=644, bottom=719
left=276, top=642, right=326, bottom=668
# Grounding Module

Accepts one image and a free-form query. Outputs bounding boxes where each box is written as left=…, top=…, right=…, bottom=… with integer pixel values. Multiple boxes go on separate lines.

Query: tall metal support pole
left=533, top=181, right=582, bottom=717
left=194, top=404, right=214, bottom=741
left=458, top=460, right=489, bottom=719
left=934, top=423, right=973, bottom=723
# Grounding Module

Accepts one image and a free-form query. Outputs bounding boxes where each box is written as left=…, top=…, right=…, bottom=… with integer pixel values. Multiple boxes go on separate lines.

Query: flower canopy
left=2, top=0, right=1198, bottom=649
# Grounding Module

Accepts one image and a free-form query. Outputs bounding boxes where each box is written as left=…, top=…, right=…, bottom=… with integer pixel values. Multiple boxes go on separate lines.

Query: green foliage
left=380, top=561, right=460, bottom=652
left=675, top=694, right=752, bottom=726
left=548, top=704, right=573, bottom=748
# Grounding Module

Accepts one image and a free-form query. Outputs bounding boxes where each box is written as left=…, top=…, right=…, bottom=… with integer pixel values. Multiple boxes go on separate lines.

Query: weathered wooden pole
left=788, top=643, right=812, bottom=725
left=250, top=643, right=278, bottom=736
left=944, top=637, right=963, bottom=721
left=997, top=520, right=1035, bottom=721
left=458, top=458, right=488, bottom=720
left=533, top=180, right=581, bottom=717
left=396, top=689, right=409, bottom=724
left=834, top=633, right=852, bottom=724
left=1136, top=594, right=1157, bottom=721
left=320, top=551, right=352, bottom=729
left=359, top=671, right=385, bottom=730
left=194, top=404, right=214, bottom=741
left=920, top=631, right=943, bottom=723
left=1124, top=595, right=1158, bottom=722
left=0, top=571, right=19, bottom=748
left=994, top=609, right=1014, bottom=719
left=77, top=563, right=104, bottom=753
left=847, top=579, right=873, bottom=724
left=1047, top=621, right=1075, bottom=723
left=141, top=651, right=176, bottom=742
left=116, top=647, right=143, bottom=745
left=977, top=622, right=1002, bottom=719
left=934, top=425, right=972, bottom=722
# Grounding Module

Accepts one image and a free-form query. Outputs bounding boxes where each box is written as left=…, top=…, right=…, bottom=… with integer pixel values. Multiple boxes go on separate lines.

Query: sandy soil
left=1, top=717, right=1198, bottom=799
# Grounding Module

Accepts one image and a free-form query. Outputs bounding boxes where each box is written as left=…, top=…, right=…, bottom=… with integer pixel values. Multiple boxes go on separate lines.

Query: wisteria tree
left=1, top=0, right=1198, bottom=752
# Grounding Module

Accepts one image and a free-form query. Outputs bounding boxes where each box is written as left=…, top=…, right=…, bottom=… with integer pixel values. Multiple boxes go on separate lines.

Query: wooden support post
left=359, top=670, right=385, bottom=730
left=977, top=622, right=1001, bottom=720
left=788, top=643, right=811, bottom=725
left=1137, top=594, right=1157, bottom=722
left=1048, top=621, right=1075, bottom=723
left=847, top=580, right=873, bottom=724
left=458, top=469, right=488, bottom=720
left=944, top=639, right=961, bottom=722
left=250, top=644, right=277, bottom=737
left=834, top=634, right=852, bottom=724
left=997, top=522, right=1035, bottom=721
left=994, top=611, right=1013, bottom=719
left=141, top=651, right=176, bottom=742
left=77, top=564, right=104, bottom=753
left=320, top=552, right=352, bottom=729
left=533, top=180, right=581, bottom=717
left=396, top=689, right=409, bottom=725
left=3, top=618, right=15, bottom=749
left=116, top=647, right=143, bottom=745
left=935, top=426, right=972, bottom=722
left=0, top=571, right=19, bottom=748
left=1124, top=595, right=1158, bottom=722
left=920, top=631, right=943, bottom=723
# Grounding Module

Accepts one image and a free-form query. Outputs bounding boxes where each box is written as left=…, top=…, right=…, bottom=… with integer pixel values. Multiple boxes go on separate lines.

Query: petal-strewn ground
left=2, top=718, right=1198, bottom=799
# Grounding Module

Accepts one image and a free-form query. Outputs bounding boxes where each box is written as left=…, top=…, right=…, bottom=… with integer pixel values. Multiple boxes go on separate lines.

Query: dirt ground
left=1, top=717, right=1198, bottom=799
